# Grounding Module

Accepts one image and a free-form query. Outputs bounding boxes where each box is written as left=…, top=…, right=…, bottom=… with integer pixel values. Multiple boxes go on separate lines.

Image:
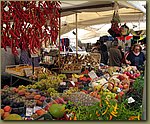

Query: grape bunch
left=47, top=87, right=59, bottom=97
left=18, top=85, right=26, bottom=90
left=62, top=87, right=79, bottom=98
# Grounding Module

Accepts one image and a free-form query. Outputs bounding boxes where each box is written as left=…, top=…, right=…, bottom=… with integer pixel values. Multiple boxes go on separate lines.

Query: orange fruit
left=3, top=106, right=12, bottom=112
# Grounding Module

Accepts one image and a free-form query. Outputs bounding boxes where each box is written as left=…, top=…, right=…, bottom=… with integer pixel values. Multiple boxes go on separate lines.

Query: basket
left=97, top=74, right=130, bottom=101
left=108, top=74, right=130, bottom=93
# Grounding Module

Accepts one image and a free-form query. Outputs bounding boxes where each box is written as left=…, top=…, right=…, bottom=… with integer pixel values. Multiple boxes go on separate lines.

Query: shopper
left=91, top=42, right=100, bottom=53
left=126, top=43, right=145, bottom=69
left=108, top=38, right=122, bottom=66
left=20, top=49, right=32, bottom=65
left=100, top=41, right=108, bottom=65
left=20, top=48, right=40, bottom=67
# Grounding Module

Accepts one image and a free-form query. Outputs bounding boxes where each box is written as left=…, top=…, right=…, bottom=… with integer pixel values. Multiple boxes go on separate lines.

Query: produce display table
left=9, top=73, right=37, bottom=86
left=1, top=65, right=145, bottom=121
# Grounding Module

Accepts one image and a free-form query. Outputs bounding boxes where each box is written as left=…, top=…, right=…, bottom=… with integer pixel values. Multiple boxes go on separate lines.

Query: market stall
left=1, top=64, right=145, bottom=120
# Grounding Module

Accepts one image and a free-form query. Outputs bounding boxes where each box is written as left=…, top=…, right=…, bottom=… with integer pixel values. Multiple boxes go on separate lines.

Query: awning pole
left=75, top=13, right=78, bottom=62
left=58, top=12, right=61, bottom=73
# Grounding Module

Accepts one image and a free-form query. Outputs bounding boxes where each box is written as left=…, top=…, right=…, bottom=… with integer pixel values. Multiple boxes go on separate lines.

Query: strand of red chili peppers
left=1, top=1, right=61, bottom=55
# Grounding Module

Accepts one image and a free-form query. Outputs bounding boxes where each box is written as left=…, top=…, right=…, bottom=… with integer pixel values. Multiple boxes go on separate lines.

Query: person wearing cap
left=108, top=38, right=122, bottom=66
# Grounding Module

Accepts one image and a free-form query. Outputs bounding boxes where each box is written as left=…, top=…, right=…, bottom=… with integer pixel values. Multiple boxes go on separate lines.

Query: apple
left=123, top=84, right=129, bottom=89
left=135, top=73, right=140, bottom=78
left=130, top=75, right=136, bottom=79
left=108, top=83, right=113, bottom=90
left=118, top=75, right=125, bottom=81
left=126, top=72, right=131, bottom=76
left=119, top=84, right=123, bottom=89
left=133, top=75, right=136, bottom=79
left=115, top=94, right=118, bottom=99
left=123, top=71, right=127, bottom=75
left=119, top=91, right=124, bottom=97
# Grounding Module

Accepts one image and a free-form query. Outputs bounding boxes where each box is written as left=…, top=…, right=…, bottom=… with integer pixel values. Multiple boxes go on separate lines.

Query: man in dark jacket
left=99, top=41, right=108, bottom=65
left=109, top=39, right=122, bottom=66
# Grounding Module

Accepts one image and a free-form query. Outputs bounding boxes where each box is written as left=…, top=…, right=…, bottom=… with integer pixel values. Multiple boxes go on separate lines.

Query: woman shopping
left=126, top=44, right=145, bottom=69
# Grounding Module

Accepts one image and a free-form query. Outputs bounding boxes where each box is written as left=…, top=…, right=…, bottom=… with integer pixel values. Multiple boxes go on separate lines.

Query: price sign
left=88, top=70, right=98, bottom=80
left=26, top=108, right=33, bottom=116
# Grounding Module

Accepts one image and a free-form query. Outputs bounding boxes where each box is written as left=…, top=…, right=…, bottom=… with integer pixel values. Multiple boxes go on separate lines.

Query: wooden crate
left=5, top=64, right=32, bottom=76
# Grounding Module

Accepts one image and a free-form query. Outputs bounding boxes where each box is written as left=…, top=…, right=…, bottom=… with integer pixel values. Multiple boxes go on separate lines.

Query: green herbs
left=66, top=96, right=142, bottom=120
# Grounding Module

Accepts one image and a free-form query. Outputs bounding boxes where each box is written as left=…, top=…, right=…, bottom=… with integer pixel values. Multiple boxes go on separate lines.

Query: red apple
left=135, top=73, right=140, bottom=78
left=119, top=84, right=123, bottom=89
left=119, top=91, right=124, bottom=97
left=118, top=75, right=125, bottom=81
left=115, top=94, right=118, bottom=99
left=123, top=84, right=129, bottom=89
left=130, top=75, right=136, bottom=79
left=126, top=72, right=131, bottom=76
left=123, top=71, right=127, bottom=75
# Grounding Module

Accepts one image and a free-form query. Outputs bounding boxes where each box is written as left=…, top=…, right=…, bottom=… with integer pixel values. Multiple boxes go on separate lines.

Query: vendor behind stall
left=19, top=49, right=40, bottom=67
left=91, top=42, right=101, bottom=65
left=108, top=38, right=122, bottom=66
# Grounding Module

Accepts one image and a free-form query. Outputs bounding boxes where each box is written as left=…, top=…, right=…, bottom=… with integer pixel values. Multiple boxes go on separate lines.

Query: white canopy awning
left=60, top=1, right=146, bottom=35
